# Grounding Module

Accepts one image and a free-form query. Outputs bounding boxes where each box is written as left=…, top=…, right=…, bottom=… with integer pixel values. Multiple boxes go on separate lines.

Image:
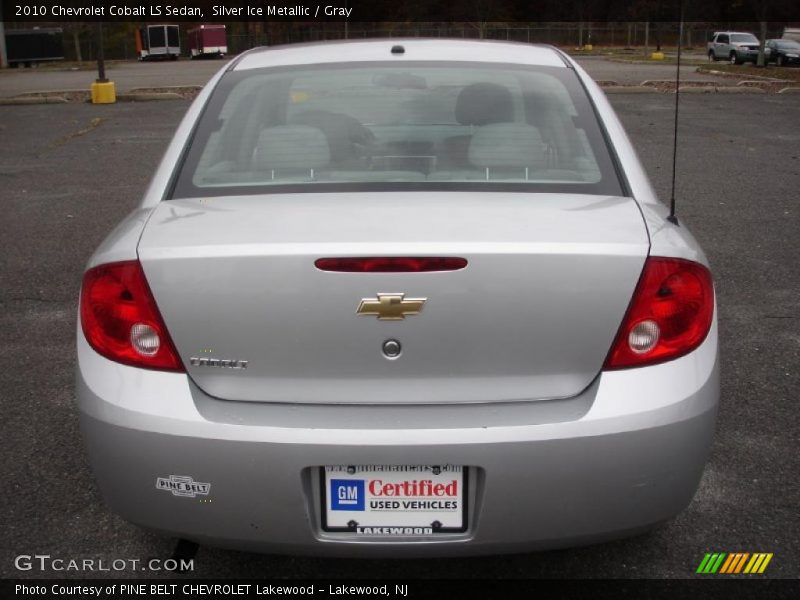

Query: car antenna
left=667, top=1, right=684, bottom=226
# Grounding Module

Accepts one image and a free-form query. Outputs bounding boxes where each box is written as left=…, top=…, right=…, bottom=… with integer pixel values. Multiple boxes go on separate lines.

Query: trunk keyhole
left=382, top=339, right=402, bottom=359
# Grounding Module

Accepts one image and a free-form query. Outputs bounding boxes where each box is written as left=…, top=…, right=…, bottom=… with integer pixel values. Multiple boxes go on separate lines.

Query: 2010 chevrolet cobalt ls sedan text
left=77, top=40, right=718, bottom=556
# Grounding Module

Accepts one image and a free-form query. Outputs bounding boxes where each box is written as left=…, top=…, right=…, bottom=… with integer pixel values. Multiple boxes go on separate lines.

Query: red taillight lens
left=80, top=261, right=184, bottom=372
left=604, top=257, right=714, bottom=370
left=315, top=257, right=468, bottom=273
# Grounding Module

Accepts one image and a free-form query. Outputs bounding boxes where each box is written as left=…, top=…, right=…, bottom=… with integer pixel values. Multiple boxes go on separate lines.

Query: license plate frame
left=320, top=465, right=468, bottom=534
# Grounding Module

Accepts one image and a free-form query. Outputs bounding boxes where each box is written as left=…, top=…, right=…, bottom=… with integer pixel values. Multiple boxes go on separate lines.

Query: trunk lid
left=138, top=192, right=649, bottom=404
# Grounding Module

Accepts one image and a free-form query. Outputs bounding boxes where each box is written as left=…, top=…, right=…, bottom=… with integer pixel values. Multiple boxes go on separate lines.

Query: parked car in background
left=77, top=40, right=719, bottom=556
left=708, top=31, right=763, bottom=64
left=765, top=39, right=800, bottom=66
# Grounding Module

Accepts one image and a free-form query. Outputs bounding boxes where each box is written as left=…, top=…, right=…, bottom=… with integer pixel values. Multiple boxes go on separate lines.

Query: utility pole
left=96, top=22, right=106, bottom=81
left=90, top=22, right=116, bottom=103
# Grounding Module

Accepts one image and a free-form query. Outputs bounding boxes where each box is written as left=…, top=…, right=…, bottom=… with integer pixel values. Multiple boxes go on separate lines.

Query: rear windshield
left=731, top=34, right=759, bottom=43
left=171, top=61, right=624, bottom=198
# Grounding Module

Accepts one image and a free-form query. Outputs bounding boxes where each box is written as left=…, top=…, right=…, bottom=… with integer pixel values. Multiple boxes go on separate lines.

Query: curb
left=607, top=57, right=707, bottom=66
left=641, top=79, right=720, bottom=87
left=716, top=86, right=766, bottom=94
left=1, top=92, right=187, bottom=104
left=697, top=67, right=791, bottom=83
left=116, top=92, right=184, bottom=102
left=0, top=96, right=68, bottom=105
left=128, top=85, right=202, bottom=94
left=15, top=88, right=89, bottom=96
left=602, top=86, right=658, bottom=94
left=777, top=87, right=800, bottom=94
left=677, top=86, right=716, bottom=93
left=1, top=86, right=194, bottom=105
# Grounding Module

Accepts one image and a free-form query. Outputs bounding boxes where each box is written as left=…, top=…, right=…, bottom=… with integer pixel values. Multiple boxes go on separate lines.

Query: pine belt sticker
left=156, top=475, right=211, bottom=498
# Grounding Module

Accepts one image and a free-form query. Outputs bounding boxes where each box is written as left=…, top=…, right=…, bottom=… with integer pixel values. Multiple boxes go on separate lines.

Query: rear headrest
left=255, top=125, right=330, bottom=171
left=468, top=123, right=548, bottom=169
left=455, top=83, right=513, bottom=126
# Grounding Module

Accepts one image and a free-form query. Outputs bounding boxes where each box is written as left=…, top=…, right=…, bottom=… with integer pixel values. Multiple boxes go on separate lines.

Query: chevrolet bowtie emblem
left=357, top=293, right=426, bottom=321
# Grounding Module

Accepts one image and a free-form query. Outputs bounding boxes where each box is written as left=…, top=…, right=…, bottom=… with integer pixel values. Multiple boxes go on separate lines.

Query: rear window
left=171, top=61, right=623, bottom=198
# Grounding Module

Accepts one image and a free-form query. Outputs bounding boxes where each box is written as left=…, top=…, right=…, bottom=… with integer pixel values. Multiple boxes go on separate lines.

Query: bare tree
left=69, top=24, right=87, bottom=64
left=746, top=0, right=776, bottom=66
left=464, top=0, right=513, bottom=40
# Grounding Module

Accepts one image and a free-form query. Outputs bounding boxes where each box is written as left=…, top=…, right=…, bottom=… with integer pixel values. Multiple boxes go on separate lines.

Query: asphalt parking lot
left=0, top=54, right=739, bottom=98
left=0, top=89, right=798, bottom=579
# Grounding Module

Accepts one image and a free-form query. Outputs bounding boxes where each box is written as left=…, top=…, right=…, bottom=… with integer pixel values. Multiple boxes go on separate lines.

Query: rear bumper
left=76, top=319, right=719, bottom=557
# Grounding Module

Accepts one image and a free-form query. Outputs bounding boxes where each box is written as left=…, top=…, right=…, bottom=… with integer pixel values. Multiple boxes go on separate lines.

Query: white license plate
left=322, top=465, right=466, bottom=535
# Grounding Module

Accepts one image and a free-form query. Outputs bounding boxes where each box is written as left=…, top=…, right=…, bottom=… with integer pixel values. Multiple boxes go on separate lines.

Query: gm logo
left=331, top=479, right=365, bottom=511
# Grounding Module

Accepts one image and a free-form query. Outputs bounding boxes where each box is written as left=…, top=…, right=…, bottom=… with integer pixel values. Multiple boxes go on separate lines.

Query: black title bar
left=4, top=1, right=800, bottom=23
left=4, top=579, right=800, bottom=600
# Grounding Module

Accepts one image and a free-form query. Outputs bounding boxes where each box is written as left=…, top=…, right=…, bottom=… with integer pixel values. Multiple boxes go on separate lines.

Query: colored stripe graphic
left=720, top=553, right=750, bottom=573
left=744, top=553, right=773, bottom=574
left=697, top=553, right=727, bottom=574
left=696, top=553, right=713, bottom=574
left=719, top=554, right=736, bottom=574
left=733, top=553, right=750, bottom=573
left=758, top=554, right=773, bottom=573
left=700, top=552, right=773, bottom=575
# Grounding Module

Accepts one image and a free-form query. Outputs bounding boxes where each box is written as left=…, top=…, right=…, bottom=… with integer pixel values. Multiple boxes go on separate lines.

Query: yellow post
left=650, top=51, right=666, bottom=60
left=91, top=81, right=116, bottom=104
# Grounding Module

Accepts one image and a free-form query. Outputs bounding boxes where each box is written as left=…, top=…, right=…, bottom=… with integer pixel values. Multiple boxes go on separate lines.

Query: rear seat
left=430, top=123, right=549, bottom=181
left=254, top=125, right=427, bottom=182
left=254, top=125, right=331, bottom=181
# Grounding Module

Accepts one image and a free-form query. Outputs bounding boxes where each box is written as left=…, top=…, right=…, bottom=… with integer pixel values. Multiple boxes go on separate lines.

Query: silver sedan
left=76, top=39, right=718, bottom=556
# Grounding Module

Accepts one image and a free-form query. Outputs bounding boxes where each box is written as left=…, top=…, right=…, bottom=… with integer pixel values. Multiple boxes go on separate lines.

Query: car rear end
left=76, top=40, right=718, bottom=556
left=773, top=40, right=800, bottom=65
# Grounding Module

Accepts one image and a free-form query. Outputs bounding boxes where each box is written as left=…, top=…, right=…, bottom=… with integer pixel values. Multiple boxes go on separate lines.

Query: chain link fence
left=51, top=23, right=789, bottom=63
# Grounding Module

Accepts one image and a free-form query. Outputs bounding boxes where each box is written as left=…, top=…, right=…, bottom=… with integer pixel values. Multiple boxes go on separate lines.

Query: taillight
left=80, top=260, right=184, bottom=372
left=604, top=257, right=714, bottom=370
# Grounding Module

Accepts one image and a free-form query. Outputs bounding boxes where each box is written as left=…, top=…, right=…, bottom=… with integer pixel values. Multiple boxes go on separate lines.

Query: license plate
left=321, top=465, right=466, bottom=535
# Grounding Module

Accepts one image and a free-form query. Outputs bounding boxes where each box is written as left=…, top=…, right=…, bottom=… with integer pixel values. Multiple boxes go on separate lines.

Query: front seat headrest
left=455, top=83, right=514, bottom=126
